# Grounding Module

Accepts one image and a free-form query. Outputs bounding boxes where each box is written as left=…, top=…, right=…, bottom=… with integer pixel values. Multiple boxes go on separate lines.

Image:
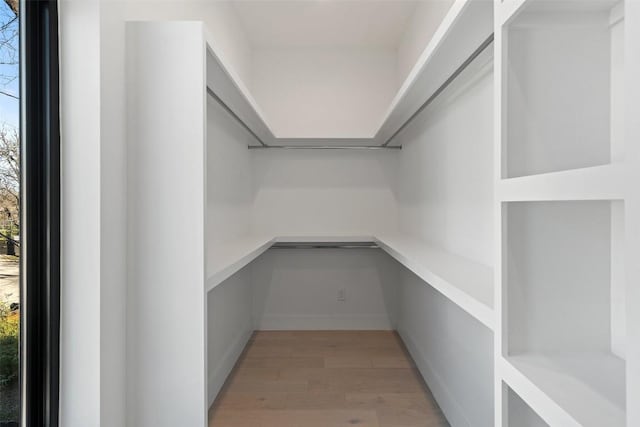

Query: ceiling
left=231, top=0, right=421, bottom=49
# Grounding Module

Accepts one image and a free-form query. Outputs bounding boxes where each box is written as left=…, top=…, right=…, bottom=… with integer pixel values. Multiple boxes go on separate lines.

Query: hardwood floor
left=209, top=330, right=450, bottom=427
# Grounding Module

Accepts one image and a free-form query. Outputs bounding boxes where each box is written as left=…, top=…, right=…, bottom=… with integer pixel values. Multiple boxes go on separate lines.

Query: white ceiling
left=231, top=0, right=421, bottom=48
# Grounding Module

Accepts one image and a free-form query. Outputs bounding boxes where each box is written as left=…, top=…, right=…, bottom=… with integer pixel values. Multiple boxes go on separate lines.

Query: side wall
left=205, top=60, right=256, bottom=408
left=393, top=54, right=495, bottom=426
left=394, top=63, right=494, bottom=267
left=206, top=88, right=254, bottom=249
left=207, top=267, right=253, bottom=407
left=59, top=1, right=102, bottom=424
left=398, top=269, right=494, bottom=427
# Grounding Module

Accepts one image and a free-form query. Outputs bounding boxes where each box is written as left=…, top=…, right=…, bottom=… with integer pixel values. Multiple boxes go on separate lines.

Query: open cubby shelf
left=502, top=0, right=624, bottom=178
left=505, top=353, right=625, bottom=427
left=503, top=200, right=626, bottom=425
left=505, top=383, right=549, bottom=427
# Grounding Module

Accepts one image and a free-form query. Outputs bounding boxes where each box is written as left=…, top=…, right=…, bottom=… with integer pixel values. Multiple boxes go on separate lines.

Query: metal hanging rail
left=271, top=241, right=379, bottom=249
left=206, top=86, right=268, bottom=147
left=205, top=33, right=493, bottom=150
left=248, top=145, right=401, bottom=150
left=381, top=33, right=495, bottom=147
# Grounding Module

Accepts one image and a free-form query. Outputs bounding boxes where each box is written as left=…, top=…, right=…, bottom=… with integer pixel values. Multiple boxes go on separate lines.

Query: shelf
left=205, top=31, right=276, bottom=146
left=206, top=235, right=275, bottom=292
left=498, top=163, right=625, bottom=201
left=501, top=0, right=623, bottom=178
left=505, top=201, right=625, bottom=356
left=372, top=0, right=494, bottom=145
left=206, top=234, right=376, bottom=291
left=496, top=0, right=621, bottom=26
left=504, top=200, right=627, bottom=425
left=206, top=232, right=494, bottom=329
left=375, top=233, right=494, bottom=329
left=502, top=353, right=625, bottom=427
left=204, top=0, right=493, bottom=146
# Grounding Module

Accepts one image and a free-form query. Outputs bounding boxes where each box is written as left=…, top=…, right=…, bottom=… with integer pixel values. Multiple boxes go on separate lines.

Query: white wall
left=625, top=3, right=640, bottom=424
left=397, top=269, right=494, bottom=427
left=99, top=2, right=127, bottom=426
left=59, top=1, right=102, bottom=425
left=250, top=150, right=399, bottom=236
left=396, top=0, right=454, bottom=86
left=124, top=0, right=253, bottom=89
left=394, top=64, right=494, bottom=267
left=251, top=48, right=397, bottom=138
left=610, top=13, right=625, bottom=358
left=390, top=47, right=495, bottom=427
left=206, top=93, right=254, bottom=248
left=252, top=248, right=399, bottom=330
left=205, top=64, right=257, bottom=409
left=506, top=201, right=612, bottom=355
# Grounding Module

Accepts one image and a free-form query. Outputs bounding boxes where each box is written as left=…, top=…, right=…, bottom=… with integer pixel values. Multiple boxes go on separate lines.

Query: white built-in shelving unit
left=125, top=0, right=640, bottom=425
left=495, top=0, right=637, bottom=425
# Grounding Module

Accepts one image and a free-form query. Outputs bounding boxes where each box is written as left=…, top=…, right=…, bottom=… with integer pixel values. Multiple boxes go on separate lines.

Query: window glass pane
left=0, top=0, right=19, bottom=423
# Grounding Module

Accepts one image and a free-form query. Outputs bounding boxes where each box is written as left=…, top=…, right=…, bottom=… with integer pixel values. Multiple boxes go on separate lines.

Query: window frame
left=19, top=1, right=61, bottom=425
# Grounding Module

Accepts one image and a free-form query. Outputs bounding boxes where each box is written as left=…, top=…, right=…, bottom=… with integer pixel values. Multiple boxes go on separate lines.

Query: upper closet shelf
left=204, top=0, right=493, bottom=149
left=372, top=0, right=493, bottom=146
left=207, top=233, right=494, bottom=329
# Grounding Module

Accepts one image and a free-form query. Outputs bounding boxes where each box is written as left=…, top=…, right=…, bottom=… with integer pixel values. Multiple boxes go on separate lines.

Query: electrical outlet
left=337, top=289, right=346, bottom=301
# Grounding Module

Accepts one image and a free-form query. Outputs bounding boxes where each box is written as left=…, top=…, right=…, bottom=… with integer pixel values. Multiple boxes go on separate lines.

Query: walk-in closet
left=120, top=0, right=639, bottom=426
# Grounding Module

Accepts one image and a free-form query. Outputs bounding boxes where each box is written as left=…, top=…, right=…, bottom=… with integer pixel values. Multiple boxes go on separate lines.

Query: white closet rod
left=271, top=242, right=379, bottom=249
left=205, top=33, right=493, bottom=150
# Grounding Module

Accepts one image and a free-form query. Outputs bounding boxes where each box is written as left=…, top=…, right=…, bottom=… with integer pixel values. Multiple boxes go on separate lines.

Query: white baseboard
left=207, top=328, right=253, bottom=408
left=398, top=327, right=471, bottom=427
left=255, top=314, right=393, bottom=330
